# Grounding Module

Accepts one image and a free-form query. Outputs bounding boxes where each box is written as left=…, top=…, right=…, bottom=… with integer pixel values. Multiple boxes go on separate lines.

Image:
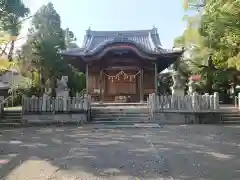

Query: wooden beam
left=100, top=68, right=103, bottom=102
left=140, top=67, right=144, bottom=102
left=154, top=63, right=158, bottom=94
left=86, top=64, right=89, bottom=94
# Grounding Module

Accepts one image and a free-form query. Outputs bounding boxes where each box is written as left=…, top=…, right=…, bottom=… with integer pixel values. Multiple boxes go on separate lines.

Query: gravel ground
left=0, top=125, right=240, bottom=180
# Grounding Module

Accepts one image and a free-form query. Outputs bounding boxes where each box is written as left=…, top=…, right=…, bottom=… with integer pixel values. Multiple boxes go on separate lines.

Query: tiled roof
left=82, top=28, right=161, bottom=52
left=60, top=28, right=182, bottom=56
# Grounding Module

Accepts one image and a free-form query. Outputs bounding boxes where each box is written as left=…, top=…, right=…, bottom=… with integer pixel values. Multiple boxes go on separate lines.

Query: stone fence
left=148, top=92, right=220, bottom=113
left=22, top=95, right=91, bottom=114
left=21, top=95, right=91, bottom=125
left=147, top=92, right=221, bottom=124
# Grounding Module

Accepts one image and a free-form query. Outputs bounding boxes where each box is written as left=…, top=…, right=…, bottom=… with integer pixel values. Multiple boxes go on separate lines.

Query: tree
left=20, top=3, right=85, bottom=95
left=199, top=0, right=240, bottom=98
left=183, top=0, right=206, bottom=11
left=0, top=0, right=29, bottom=61
left=178, top=0, right=240, bottom=98
left=200, top=0, right=240, bottom=70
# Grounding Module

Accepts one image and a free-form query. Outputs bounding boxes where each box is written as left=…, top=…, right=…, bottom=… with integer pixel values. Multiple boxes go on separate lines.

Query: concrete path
left=0, top=125, right=240, bottom=179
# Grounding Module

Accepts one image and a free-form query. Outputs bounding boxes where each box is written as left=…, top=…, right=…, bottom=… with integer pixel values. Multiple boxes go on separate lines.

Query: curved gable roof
left=82, top=28, right=161, bottom=52
left=59, top=28, right=183, bottom=57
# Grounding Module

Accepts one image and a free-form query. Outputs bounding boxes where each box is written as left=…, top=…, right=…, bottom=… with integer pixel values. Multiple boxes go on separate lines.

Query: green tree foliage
left=175, top=0, right=240, bottom=95
left=0, top=0, right=29, bottom=61
left=20, top=3, right=85, bottom=95
left=200, top=0, right=240, bottom=70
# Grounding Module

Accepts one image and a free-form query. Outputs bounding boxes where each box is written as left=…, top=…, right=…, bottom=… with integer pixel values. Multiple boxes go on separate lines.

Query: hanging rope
left=103, top=70, right=140, bottom=82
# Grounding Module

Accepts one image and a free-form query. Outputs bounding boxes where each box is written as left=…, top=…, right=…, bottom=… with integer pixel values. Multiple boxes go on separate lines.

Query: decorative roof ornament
left=86, top=26, right=91, bottom=36
left=114, top=32, right=128, bottom=42
left=152, top=25, right=158, bottom=34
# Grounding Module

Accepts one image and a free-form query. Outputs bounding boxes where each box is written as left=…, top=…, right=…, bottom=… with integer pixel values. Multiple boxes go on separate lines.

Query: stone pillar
left=214, top=92, right=219, bottom=110
left=139, top=67, right=144, bottom=102
left=210, top=95, right=214, bottom=110
left=86, top=64, right=89, bottom=94
left=154, top=63, right=158, bottom=94
left=42, top=93, right=48, bottom=111
left=238, top=93, right=240, bottom=109
left=192, top=92, right=198, bottom=111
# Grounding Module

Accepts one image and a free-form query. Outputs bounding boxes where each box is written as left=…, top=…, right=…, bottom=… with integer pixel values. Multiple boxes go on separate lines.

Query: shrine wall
left=88, top=71, right=100, bottom=93
left=143, top=70, right=155, bottom=94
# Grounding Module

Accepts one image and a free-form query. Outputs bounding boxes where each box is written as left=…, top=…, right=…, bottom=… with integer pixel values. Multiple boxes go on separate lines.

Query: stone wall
left=22, top=112, right=89, bottom=125
left=153, top=112, right=221, bottom=124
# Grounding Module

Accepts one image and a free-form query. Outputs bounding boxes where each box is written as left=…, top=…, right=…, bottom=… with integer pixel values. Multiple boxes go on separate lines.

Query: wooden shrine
left=60, top=28, right=183, bottom=102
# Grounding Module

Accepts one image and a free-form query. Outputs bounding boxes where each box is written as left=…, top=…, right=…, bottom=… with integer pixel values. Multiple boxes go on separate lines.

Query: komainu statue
left=172, top=71, right=185, bottom=90
left=44, top=79, right=52, bottom=95
left=56, top=76, right=68, bottom=91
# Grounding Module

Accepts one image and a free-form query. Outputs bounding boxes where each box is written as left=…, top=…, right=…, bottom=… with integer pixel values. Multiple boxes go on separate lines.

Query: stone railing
left=22, top=95, right=91, bottom=114
left=147, top=92, right=220, bottom=113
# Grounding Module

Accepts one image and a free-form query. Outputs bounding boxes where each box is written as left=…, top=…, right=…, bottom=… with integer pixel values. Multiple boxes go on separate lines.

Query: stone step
left=91, top=109, right=149, bottom=113
left=220, top=113, right=240, bottom=117
left=90, top=120, right=152, bottom=125
left=222, top=116, right=240, bottom=120
left=91, top=117, right=186, bottom=124
left=221, top=120, right=240, bottom=124
left=91, top=113, right=149, bottom=118
left=3, top=115, right=22, bottom=119
left=0, top=119, right=22, bottom=123
left=92, top=117, right=150, bottom=121
left=87, top=123, right=161, bottom=128
left=0, top=122, right=22, bottom=127
left=91, top=103, right=147, bottom=107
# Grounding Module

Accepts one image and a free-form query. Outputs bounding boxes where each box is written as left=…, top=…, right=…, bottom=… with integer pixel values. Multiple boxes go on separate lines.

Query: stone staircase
left=0, top=110, right=22, bottom=127
left=90, top=104, right=154, bottom=126
left=220, top=111, right=240, bottom=124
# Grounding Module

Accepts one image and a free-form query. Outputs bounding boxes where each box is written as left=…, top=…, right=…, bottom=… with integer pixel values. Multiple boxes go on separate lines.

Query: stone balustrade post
left=209, top=95, right=214, bottom=110
left=192, top=92, right=198, bottom=111
left=213, top=92, right=219, bottom=110
left=42, top=93, right=48, bottom=111
left=238, top=93, right=240, bottom=110
left=83, top=94, right=89, bottom=111
left=204, top=93, right=210, bottom=110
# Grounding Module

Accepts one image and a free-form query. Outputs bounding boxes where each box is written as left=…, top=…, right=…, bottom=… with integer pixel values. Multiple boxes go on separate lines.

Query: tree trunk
left=8, top=40, right=15, bottom=61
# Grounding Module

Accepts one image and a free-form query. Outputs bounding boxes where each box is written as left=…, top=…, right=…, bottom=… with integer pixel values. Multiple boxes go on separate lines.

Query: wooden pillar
left=86, top=64, right=88, bottom=94
left=154, top=63, right=158, bottom=94
left=100, top=68, right=103, bottom=102
left=139, top=67, right=144, bottom=102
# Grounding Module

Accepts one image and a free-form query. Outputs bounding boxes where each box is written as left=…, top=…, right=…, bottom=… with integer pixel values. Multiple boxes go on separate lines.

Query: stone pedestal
left=172, top=88, right=185, bottom=97
left=171, top=71, right=185, bottom=97
left=56, top=90, right=69, bottom=111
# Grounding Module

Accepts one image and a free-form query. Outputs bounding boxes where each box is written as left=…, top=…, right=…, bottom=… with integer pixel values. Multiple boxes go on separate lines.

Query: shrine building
left=60, top=28, right=183, bottom=102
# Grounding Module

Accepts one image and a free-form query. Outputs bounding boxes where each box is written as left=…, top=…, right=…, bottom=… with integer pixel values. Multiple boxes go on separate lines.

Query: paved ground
left=0, top=125, right=240, bottom=180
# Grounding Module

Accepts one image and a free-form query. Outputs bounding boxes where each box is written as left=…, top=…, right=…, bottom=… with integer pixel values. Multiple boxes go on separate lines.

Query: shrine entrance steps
left=220, top=112, right=240, bottom=124
left=0, top=108, right=22, bottom=127
left=90, top=103, right=154, bottom=126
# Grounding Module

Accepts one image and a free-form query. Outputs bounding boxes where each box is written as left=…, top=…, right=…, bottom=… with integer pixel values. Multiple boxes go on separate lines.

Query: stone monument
left=56, top=76, right=69, bottom=111
left=188, top=79, right=197, bottom=95
left=171, top=71, right=186, bottom=97
left=42, top=79, right=52, bottom=111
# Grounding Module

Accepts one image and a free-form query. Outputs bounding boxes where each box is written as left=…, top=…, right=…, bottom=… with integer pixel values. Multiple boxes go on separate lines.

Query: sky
left=19, top=0, right=186, bottom=49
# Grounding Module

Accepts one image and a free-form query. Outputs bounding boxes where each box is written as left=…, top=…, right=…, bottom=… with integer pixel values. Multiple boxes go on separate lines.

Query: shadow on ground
left=0, top=125, right=240, bottom=179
